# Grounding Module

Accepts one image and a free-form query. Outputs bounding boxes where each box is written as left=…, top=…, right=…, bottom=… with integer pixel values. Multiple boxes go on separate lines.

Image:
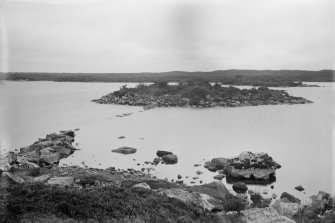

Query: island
left=92, top=81, right=312, bottom=109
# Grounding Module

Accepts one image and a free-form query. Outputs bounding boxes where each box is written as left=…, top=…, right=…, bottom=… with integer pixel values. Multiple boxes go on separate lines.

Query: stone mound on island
left=205, top=151, right=281, bottom=184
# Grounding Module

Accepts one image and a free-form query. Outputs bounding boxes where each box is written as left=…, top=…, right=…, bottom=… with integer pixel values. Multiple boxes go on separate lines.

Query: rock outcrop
left=112, top=147, right=137, bottom=154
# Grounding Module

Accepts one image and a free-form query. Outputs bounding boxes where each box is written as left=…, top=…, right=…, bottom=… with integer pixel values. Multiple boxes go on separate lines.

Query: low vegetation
left=2, top=183, right=222, bottom=223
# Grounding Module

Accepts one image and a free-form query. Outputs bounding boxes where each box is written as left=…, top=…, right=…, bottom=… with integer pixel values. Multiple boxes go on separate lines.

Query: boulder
left=156, top=150, right=173, bottom=157
left=33, top=174, right=51, bottom=183
left=204, top=157, right=229, bottom=172
left=47, top=177, right=74, bottom=186
left=159, top=188, right=224, bottom=212
left=280, top=192, right=301, bottom=204
left=162, top=154, right=178, bottom=164
left=112, top=147, right=137, bottom=154
left=233, top=182, right=248, bottom=194
left=2, top=172, right=25, bottom=184
left=132, top=182, right=151, bottom=190
left=241, top=207, right=295, bottom=223
left=213, top=174, right=225, bottom=180
left=272, top=200, right=300, bottom=219
left=189, top=181, right=230, bottom=200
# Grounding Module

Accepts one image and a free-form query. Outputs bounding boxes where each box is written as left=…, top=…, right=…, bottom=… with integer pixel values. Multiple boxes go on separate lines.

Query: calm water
left=0, top=81, right=334, bottom=202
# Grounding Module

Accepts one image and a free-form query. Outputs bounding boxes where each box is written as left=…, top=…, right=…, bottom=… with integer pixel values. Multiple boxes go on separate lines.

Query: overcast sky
left=0, top=0, right=334, bottom=72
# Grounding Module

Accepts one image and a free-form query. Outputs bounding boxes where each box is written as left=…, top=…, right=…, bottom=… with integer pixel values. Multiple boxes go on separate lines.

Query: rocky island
left=1, top=131, right=334, bottom=223
left=92, top=81, right=312, bottom=109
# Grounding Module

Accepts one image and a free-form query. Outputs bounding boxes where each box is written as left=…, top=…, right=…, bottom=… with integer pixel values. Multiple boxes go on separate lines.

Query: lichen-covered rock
left=159, top=188, right=224, bottom=211
left=241, top=207, right=295, bottom=223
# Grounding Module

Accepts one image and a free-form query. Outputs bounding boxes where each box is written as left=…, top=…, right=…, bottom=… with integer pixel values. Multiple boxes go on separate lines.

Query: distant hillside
left=0, top=70, right=334, bottom=86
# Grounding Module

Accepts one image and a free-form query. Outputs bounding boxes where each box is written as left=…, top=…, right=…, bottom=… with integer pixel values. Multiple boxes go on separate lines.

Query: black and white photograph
left=0, top=0, right=334, bottom=222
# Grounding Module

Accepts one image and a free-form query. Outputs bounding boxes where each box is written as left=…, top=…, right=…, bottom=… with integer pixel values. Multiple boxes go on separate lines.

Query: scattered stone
left=193, top=176, right=199, bottom=180
left=153, top=157, right=161, bottom=165
left=194, top=164, right=201, bottom=167
left=118, top=136, right=126, bottom=139
left=196, top=170, right=203, bottom=175
left=294, top=185, right=304, bottom=191
left=112, top=146, right=137, bottom=154
left=272, top=193, right=277, bottom=199
left=177, top=174, right=182, bottom=179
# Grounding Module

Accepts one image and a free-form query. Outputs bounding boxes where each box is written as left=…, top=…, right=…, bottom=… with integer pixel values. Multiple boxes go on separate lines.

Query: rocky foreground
left=92, top=81, right=312, bottom=109
left=0, top=131, right=334, bottom=223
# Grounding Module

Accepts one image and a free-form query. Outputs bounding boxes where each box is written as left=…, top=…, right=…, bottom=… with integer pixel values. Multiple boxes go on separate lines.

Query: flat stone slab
left=112, top=147, right=137, bottom=154
left=47, top=176, right=74, bottom=186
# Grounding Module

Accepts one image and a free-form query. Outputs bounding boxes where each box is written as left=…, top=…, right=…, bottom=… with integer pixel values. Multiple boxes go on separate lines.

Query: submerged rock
left=112, top=147, right=137, bottom=154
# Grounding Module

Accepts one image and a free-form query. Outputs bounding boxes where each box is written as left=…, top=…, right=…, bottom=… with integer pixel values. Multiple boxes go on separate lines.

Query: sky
left=0, top=0, right=334, bottom=73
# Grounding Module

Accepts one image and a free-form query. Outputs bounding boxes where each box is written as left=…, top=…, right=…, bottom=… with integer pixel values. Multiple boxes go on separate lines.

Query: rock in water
left=206, top=151, right=281, bottom=184
left=112, top=147, right=137, bottom=154
left=232, top=182, right=248, bottom=194
left=161, top=154, right=178, bottom=164
left=156, top=150, right=173, bottom=157
left=294, top=185, right=304, bottom=191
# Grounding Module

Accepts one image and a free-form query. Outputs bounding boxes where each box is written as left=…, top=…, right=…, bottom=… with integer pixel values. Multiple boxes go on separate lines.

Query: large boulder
left=272, top=199, right=300, bottom=219
left=189, top=181, right=230, bottom=200
left=206, top=151, right=281, bottom=184
left=162, top=154, right=178, bottom=164
left=156, top=150, right=173, bottom=157
left=159, top=188, right=224, bottom=212
left=241, top=207, right=295, bottom=223
left=112, top=147, right=137, bottom=154
left=2, top=172, right=25, bottom=184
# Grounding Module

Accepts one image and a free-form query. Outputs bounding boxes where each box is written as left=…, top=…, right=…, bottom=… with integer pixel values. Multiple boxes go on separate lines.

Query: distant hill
left=0, top=70, right=334, bottom=86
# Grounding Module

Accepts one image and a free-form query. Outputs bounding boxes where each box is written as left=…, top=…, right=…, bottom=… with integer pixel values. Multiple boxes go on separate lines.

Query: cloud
left=2, top=0, right=335, bottom=72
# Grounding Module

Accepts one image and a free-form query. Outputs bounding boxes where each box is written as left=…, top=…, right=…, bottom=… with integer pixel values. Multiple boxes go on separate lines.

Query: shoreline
left=1, top=130, right=334, bottom=223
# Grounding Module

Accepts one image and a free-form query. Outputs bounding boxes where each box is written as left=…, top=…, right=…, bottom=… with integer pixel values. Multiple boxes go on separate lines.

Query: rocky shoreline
left=1, top=131, right=334, bottom=223
left=92, top=82, right=312, bottom=109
